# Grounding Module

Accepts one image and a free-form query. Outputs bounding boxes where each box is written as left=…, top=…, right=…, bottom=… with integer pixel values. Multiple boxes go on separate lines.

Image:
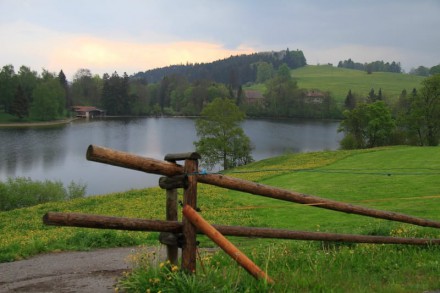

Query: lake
left=0, top=117, right=343, bottom=195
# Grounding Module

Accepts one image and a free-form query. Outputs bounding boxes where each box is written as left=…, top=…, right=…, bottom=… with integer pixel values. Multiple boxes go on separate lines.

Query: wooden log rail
left=43, top=212, right=440, bottom=246
left=86, top=144, right=440, bottom=229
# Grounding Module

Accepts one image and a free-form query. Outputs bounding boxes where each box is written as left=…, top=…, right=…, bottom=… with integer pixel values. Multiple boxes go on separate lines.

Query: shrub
left=0, top=177, right=87, bottom=211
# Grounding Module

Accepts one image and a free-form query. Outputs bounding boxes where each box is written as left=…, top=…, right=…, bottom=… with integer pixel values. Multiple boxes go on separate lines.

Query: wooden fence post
left=165, top=188, right=178, bottom=265
left=181, top=157, right=199, bottom=273
left=162, top=156, right=180, bottom=266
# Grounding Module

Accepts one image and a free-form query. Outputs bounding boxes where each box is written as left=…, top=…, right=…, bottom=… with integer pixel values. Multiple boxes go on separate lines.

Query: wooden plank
left=183, top=205, right=274, bottom=284
left=43, top=212, right=440, bottom=246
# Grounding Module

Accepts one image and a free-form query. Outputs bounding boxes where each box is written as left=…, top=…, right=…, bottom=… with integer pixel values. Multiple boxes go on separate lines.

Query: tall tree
left=101, top=71, right=131, bottom=115
left=408, top=74, right=440, bottom=146
left=194, top=97, right=253, bottom=170
left=71, top=68, right=101, bottom=105
left=10, top=85, right=29, bottom=119
left=0, top=65, right=17, bottom=113
left=430, top=65, right=440, bottom=75
left=367, top=88, right=376, bottom=103
left=30, top=77, right=66, bottom=121
left=58, top=70, right=71, bottom=108
left=264, top=63, right=298, bottom=116
left=344, top=89, right=356, bottom=110
left=255, top=62, right=274, bottom=83
left=17, top=66, right=38, bottom=104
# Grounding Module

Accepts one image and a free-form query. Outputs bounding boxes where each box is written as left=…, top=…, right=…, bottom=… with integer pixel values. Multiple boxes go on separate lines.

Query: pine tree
left=344, top=89, right=356, bottom=110
left=58, top=70, right=71, bottom=108
left=368, top=88, right=376, bottom=103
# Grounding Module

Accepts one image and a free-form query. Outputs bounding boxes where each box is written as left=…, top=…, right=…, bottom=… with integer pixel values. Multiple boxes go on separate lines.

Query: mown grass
left=245, top=65, right=424, bottom=104
left=2, top=146, right=440, bottom=291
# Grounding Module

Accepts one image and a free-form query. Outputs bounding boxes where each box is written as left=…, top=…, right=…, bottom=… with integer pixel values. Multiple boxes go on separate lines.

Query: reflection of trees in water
left=102, top=120, right=131, bottom=152
left=0, top=127, right=66, bottom=176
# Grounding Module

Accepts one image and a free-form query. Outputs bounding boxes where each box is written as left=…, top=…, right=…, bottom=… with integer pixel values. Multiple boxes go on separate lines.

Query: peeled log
left=43, top=212, right=440, bottom=246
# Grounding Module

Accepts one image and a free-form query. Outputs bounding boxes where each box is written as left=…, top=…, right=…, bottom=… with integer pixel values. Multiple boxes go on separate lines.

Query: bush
left=0, top=177, right=87, bottom=211
left=339, top=133, right=359, bottom=150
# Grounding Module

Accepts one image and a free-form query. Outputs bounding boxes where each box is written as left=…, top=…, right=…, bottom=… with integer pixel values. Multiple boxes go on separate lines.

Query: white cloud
left=0, top=20, right=255, bottom=79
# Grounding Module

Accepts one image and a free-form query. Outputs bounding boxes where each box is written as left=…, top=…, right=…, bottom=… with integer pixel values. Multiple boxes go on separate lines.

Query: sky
left=0, top=0, right=439, bottom=80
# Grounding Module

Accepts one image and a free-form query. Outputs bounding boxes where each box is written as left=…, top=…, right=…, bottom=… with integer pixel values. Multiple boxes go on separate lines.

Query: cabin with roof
left=304, top=90, right=327, bottom=104
left=72, top=106, right=106, bottom=118
left=244, top=90, right=265, bottom=105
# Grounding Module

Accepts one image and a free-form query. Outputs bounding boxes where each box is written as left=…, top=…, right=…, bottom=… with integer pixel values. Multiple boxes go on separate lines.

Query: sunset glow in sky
left=1, top=0, right=439, bottom=80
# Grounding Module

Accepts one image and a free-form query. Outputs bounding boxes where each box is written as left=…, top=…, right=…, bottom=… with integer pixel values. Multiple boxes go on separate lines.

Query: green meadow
left=2, top=146, right=440, bottom=292
left=247, top=65, right=424, bottom=104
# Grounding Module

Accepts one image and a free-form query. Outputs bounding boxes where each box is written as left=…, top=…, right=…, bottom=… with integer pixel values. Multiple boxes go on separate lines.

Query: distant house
left=244, top=90, right=265, bottom=105
left=71, top=106, right=106, bottom=118
left=304, top=90, right=327, bottom=104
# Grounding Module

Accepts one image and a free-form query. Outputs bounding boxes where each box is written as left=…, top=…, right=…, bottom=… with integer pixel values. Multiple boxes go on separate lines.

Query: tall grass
left=0, top=177, right=86, bottom=211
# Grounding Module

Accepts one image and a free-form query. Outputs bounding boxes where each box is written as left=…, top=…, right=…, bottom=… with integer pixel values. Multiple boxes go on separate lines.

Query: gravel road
left=0, top=246, right=158, bottom=293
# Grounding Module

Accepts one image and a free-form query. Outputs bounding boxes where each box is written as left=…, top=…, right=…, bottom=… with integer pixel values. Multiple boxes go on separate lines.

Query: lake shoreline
left=0, top=118, right=78, bottom=128
left=0, top=115, right=341, bottom=128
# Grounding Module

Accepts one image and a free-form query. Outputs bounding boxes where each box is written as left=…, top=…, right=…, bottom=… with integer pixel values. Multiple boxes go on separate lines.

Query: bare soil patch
left=0, top=246, right=157, bottom=293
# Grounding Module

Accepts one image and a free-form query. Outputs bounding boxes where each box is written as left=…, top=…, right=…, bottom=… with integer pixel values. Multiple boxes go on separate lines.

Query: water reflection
left=0, top=118, right=342, bottom=195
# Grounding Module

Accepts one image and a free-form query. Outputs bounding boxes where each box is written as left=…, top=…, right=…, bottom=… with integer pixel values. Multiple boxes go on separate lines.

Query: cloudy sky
left=1, top=0, right=439, bottom=80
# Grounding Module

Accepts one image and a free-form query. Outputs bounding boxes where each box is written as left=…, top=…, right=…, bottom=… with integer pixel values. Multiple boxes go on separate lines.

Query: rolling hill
left=247, top=65, right=425, bottom=103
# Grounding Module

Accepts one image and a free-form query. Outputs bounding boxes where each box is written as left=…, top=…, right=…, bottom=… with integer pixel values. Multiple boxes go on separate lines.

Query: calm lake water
left=0, top=118, right=342, bottom=195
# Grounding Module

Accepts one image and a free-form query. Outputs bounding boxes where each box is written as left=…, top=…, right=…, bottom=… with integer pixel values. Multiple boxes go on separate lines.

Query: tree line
left=337, top=58, right=440, bottom=77
left=0, top=65, right=68, bottom=121
left=337, top=59, right=402, bottom=73
left=339, top=74, right=440, bottom=147
left=132, top=49, right=307, bottom=84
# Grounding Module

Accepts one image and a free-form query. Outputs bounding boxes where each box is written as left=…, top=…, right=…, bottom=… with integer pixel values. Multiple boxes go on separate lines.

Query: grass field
left=246, top=65, right=424, bottom=104
left=2, top=146, right=440, bottom=291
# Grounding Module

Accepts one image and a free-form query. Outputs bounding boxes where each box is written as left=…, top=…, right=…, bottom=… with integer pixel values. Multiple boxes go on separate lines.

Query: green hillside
left=293, top=65, right=424, bottom=102
left=247, top=65, right=425, bottom=104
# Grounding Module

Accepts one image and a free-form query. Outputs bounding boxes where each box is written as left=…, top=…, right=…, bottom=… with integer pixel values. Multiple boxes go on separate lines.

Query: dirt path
left=0, top=246, right=161, bottom=293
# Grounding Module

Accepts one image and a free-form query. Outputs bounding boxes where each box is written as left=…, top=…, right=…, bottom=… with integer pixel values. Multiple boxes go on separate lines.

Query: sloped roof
left=72, top=106, right=105, bottom=112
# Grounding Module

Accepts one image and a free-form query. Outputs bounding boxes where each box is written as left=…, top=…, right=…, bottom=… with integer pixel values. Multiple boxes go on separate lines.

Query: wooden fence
left=43, top=145, right=440, bottom=283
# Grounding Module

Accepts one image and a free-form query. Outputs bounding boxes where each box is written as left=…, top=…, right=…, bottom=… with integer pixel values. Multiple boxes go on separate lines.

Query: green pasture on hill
left=2, top=146, right=440, bottom=291
left=293, top=65, right=424, bottom=102
left=246, top=65, right=424, bottom=104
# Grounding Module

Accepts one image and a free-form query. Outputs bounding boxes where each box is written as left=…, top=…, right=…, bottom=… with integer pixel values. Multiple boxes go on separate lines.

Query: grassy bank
left=2, top=146, right=440, bottom=291
left=0, top=110, right=75, bottom=127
